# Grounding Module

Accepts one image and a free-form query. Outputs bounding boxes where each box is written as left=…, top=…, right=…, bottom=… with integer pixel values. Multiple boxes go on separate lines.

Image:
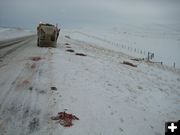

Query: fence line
left=73, top=31, right=177, bottom=69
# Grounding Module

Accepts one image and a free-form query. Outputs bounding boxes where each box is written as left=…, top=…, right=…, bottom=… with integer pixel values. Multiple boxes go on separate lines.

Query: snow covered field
left=67, top=24, right=180, bottom=68
left=0, top=27, right=180, bottom=135
left=0, top=27, right=34, bottom=41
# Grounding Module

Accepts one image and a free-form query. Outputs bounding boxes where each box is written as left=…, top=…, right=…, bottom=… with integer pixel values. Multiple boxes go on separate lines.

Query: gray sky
left=0, top=0, right=180, bottom=29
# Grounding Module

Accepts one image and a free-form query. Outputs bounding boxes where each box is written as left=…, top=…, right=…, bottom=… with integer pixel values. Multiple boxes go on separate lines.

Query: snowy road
left=0, top=35, right=35, bottom=59
left=0, top=34, right=180, bottom=135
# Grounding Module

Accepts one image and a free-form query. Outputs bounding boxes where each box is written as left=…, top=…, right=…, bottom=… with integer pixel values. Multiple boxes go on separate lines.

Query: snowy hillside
left=0, top=27, right=34, bottom=41
left=65, top=24, right=180, bottom=68
left=0, top=27, right=179, bottom=135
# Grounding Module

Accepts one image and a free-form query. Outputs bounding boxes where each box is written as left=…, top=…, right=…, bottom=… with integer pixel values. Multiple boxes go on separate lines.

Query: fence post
left=173, top=62, right=175, bottom=68
left=147, top=52, right=154, bottom=61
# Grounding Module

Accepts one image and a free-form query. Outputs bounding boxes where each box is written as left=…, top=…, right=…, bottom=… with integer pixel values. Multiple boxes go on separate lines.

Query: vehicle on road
left=37, top=23, right=60, bottom=47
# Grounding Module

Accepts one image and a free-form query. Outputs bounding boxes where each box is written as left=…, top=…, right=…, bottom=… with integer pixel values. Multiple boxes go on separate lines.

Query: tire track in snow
left=0, top=36, right=35, bottom=59
left=0, top=51, right=51, bottom=135
left=46, top=48, right=57, bottom=135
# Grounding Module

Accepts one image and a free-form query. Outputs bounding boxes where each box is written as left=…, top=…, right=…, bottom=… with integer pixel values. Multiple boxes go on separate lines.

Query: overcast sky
left=0, top=0, right=180, bottom=29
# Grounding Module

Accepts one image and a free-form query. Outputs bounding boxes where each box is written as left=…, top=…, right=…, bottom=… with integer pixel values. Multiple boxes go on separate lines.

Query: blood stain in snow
left=51, top=112, right=79, bottom=127
left=30, top=56, right=43, bottom=61
left=20, top=80, right=30, bottom=87
left=16, top=80, right=31, bottom=89
left=23, top=80, right=30, bottom=84
left=31, top=63, right=36, bottom=69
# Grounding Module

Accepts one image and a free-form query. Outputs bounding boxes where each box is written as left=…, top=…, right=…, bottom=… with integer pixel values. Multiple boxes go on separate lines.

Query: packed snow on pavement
left=0, top=27, right=179, bottom=135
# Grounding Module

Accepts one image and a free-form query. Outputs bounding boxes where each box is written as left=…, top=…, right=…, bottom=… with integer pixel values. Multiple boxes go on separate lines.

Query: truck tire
left=37, top=38, right=40, bottom=46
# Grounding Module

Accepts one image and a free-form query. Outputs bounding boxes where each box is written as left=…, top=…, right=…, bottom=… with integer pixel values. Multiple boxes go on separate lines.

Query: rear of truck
left=37, top=23, right=60, bottom=47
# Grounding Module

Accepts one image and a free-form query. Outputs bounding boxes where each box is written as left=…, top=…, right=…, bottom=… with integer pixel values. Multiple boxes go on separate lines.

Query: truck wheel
left=37, top=38, right=40, bottom=46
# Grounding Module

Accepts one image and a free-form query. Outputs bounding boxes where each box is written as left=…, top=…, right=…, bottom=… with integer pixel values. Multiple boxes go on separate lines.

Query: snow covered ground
left=0, top=27, right=179, bottom=135
left=66, top=24, right=180, bottom=68
left=0, top=27, right=34, bottom=41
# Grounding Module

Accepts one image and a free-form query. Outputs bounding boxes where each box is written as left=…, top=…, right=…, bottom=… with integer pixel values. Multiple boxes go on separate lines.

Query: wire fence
left=73, top=31, right=177, bottom=69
